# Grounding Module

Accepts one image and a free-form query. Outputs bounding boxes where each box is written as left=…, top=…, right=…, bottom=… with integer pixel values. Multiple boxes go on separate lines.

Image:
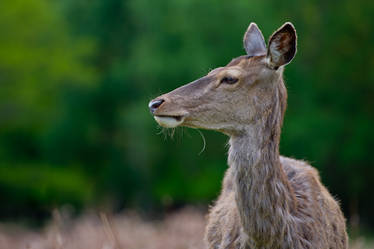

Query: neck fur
left=228, top=82, right=297, bottom=246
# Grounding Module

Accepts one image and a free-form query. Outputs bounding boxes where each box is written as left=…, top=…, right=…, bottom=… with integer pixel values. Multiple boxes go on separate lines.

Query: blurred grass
left=0, top=208, right=206, bottom=249
left=0, top=208, right=372, bottom=249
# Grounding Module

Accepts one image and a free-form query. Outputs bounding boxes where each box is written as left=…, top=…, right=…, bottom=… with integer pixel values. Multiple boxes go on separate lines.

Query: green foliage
left=0, top=0, right=373, bottom=227
left=0, top=0, right=95, bottom=119
left=0, top=164, right=93, bottom=210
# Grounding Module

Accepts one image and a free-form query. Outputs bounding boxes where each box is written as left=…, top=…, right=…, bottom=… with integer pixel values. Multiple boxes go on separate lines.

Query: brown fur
left=149, top=22, right=348, bottom=249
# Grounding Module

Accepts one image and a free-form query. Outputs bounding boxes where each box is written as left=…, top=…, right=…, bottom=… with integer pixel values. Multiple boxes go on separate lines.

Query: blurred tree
left=0, top=0, right=373, bottom=229
left=0, top=0, right=95, bottom=219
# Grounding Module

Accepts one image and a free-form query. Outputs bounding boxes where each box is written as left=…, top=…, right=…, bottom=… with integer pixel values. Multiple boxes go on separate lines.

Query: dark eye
left=220, top=76, right=238, bottom=84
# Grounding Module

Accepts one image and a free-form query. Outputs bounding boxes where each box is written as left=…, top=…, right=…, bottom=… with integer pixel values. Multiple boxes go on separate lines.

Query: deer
left=148, top=22, right=348, bottom=249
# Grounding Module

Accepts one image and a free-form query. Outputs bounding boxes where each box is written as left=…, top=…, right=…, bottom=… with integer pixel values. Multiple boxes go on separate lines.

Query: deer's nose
left=148, top=99, right=165, bottom=114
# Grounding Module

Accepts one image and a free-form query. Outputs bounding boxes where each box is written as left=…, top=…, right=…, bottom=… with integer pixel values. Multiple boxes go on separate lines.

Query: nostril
left=149, top=99, right=165, bottom=113
left=151, top=99, right=164, bottom=109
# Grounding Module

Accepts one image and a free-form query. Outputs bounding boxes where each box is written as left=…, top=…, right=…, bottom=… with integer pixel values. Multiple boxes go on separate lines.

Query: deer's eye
left=220, top=76, right=238, bottom=85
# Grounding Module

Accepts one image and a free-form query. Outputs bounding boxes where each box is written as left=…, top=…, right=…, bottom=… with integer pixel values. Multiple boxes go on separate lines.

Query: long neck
left=228, top=82, right=297, bottom=246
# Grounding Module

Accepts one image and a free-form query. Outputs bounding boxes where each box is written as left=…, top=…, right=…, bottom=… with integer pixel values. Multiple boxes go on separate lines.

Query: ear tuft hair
left=267, top=22, right=297, bottom=69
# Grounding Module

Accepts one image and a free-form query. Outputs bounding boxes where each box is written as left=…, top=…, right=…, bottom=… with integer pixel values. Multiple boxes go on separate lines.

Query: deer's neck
left=228, top=117, right=296, bottom=246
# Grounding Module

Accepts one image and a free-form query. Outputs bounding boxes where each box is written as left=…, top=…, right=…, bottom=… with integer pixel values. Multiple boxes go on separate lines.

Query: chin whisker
left=197, top=129, right=206, bottom=155
left=156, top=126, right=178, bottom=140
left=156, top=126, right=204, bottom=155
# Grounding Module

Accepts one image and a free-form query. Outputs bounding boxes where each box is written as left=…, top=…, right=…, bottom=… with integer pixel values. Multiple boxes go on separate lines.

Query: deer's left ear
left=267, top=22, right=297, bottom=69
left=243, top=23, right=267, bottom=57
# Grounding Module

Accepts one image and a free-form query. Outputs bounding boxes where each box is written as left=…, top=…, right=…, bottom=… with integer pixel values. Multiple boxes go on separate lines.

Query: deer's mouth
left=154, top=115, right=185, bottom=128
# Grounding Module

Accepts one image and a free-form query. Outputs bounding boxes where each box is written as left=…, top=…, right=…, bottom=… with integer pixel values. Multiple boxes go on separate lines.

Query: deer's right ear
left=243, top=23, right=267, bottom=57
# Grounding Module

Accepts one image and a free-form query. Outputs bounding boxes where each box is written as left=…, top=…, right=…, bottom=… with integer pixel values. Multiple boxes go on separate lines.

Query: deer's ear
left=267, top=22, right=297, bottom=69
left=243, top=23, right=267, bottom=57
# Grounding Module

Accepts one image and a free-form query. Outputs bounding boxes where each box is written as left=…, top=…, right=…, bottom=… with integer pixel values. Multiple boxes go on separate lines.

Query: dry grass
left=0, top=208, right=372, bottom=249
left=0, top=208, right=205, bottom=249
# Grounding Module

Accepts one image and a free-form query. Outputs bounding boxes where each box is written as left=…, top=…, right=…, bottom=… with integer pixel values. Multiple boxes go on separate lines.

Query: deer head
left=149, top=22, right=297, bottom=136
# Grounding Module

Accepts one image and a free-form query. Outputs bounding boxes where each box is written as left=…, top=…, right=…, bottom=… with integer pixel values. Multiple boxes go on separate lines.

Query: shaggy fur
left=149, top=22, right=348, bottom=249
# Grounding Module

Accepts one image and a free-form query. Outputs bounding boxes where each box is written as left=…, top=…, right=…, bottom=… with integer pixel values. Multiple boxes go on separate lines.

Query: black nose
left=148, top=99, right=164, bottom=114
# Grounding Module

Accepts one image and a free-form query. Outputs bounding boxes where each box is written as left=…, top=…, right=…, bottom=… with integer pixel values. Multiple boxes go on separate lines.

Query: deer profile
left=149, top=22, right=348, bottom=249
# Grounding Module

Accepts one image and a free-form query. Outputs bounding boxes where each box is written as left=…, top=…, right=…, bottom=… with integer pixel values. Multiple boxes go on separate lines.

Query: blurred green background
left=0, top=0, right=373, bottom=230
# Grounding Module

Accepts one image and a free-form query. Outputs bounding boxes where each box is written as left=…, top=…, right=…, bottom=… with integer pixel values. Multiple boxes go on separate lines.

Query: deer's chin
left=154, top=115, right=185, bottom=128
